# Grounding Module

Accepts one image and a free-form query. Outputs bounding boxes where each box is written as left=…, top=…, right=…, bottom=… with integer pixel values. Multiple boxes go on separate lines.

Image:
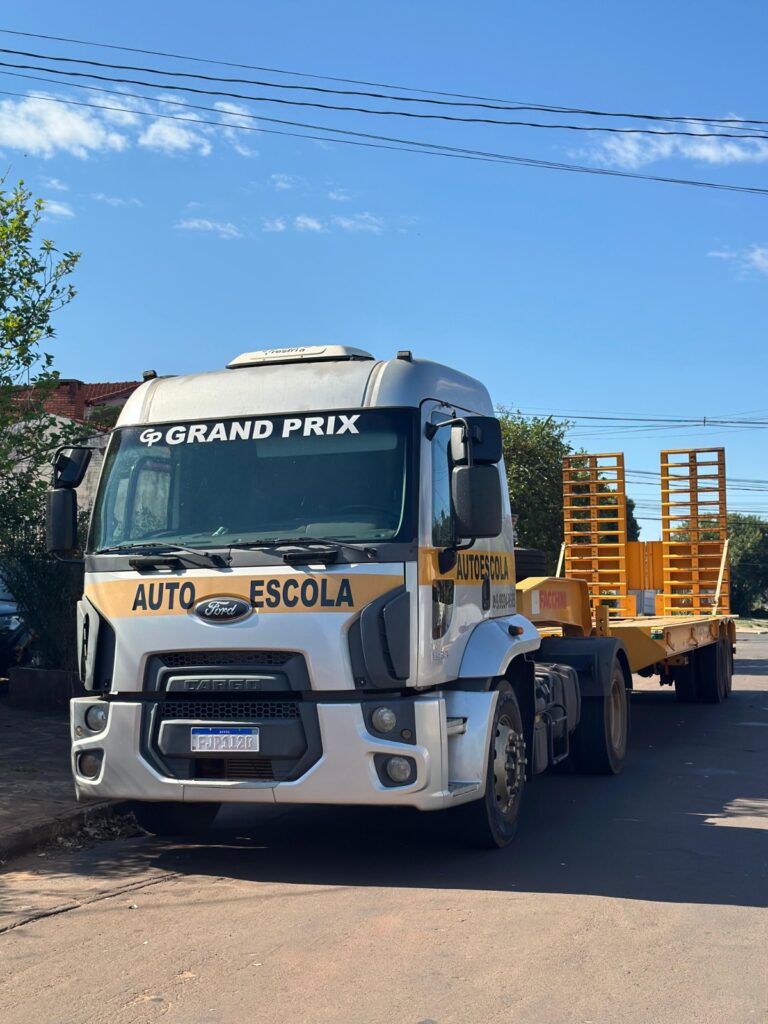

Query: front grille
left=158, top=650, right=294, bottom=669
left=158, top=700, right=301, bottom=721
left=195, top=757, right=276, bottom=781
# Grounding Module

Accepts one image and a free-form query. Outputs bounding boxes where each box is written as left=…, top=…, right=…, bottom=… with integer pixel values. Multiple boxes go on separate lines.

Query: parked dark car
left=0, top=576, right=30, bottom=676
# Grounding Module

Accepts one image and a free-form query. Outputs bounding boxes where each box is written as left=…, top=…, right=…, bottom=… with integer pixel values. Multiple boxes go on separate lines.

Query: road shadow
left=5, top=678, right=765, bottom=911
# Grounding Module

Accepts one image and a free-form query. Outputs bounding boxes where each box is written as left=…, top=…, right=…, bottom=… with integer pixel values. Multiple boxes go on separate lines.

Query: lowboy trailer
left=47, top=348, right=735, bottom=847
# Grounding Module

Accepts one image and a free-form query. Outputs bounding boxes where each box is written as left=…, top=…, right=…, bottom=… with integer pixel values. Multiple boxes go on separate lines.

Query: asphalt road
left=1, top=637, right=766, bottom=1024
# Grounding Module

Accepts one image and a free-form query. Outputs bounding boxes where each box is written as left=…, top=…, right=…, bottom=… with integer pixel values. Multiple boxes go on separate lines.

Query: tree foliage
left=0, top=182, right=81, bottom=669
left=627, top=497, right=641, bottom=541
left=497, top=408, right=572, bottom=570
left=497, top=408, right=641, bottom=572
left=728, top=513, right=768, bottom=615
left=0, top=182, right=80, bottom=530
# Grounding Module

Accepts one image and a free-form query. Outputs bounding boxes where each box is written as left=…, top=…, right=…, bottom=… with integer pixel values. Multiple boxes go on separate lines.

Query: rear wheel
left=571, top=658, right=629, bottom=774
left=674, top=657, right=699, bottom=703
left=698, top=635, right=730, bottom=704
left=455, top=685, right=526, bottom=848
left=131, top=801, right=221, bottom=837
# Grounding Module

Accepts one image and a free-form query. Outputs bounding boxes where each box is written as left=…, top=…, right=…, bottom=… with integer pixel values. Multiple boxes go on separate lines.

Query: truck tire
left=571, top=657, right=628, bottom=775
left=725, top=632, right=734, bottom=696
left=131, top=801, right=221, bottom=837
left=514, top=547, right=549, bottom=582
left=454, top=684, right=526, bottom=849
left=697, top=635, right=730, bottom=704
left=673, top=658, right=699, bottom=703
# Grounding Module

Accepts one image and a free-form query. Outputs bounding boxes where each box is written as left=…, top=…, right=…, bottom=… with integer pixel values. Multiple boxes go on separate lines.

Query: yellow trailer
left=516, top=446, right=735, bottom=704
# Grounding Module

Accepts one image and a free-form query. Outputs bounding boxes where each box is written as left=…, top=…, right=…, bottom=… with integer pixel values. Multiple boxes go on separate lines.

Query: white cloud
left=294, top=214, right=324, bottom=232
left=41, top=176, right=68, bottom=191
left=271, top=173, right=296, bottom=190
left=175, top=218, right=242, bottom=239
left=328, top=188, right=351, bottom=202
left=262, top=217, right=287, bottom=233
left=42, top=199, right=74, bottom=217
left=332, top=212, right=384, bottom=234
left=90, top=192, right=142, bottom=208
left=744, top=246, right=768, bottom=275
left=586, top=122, right=768, bottom=170
left=708, top=244, right=768, bottom=277
left=214, top=102, right=258, bottom=157
left=138, top=118, right=212, bottom=156
left=0, top=93, right=128, bottom=158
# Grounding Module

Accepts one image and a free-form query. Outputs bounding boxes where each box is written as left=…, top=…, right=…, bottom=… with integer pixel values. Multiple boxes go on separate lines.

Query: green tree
left=0, top=182, right=82, bottom=670
left=0, top=181, right=80, bottom=535
left=497, top=407, right=572, bottom=570
left=627, top=497, right=641, bottom=541
left=497, top=409, right=641, bottom=573
left=728, top=513, right=768, bottom=615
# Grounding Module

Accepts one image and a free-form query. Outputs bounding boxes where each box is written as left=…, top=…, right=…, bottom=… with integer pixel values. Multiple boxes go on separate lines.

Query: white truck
left=48, top=346, right=635, bottom=847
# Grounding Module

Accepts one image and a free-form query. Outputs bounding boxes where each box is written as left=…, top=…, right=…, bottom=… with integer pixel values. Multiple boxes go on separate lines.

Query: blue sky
left=1, top=1, right=766, bottom=537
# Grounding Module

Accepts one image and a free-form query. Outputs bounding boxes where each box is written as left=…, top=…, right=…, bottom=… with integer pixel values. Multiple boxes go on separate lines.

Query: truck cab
left=50, top=347, right=630, bottom=847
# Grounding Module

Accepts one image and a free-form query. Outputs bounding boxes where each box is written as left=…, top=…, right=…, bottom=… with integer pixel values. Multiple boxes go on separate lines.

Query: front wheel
left=131, top=801, right=221, bottom=837
left=454, top=685, right=526, bottom=849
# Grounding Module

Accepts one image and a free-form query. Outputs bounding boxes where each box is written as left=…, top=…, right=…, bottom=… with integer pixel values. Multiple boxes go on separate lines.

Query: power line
left=2, top=46, right=768, bottom=141
left=6, top=53, right=768, bottom=140
left=7, top=87, right=768, bottom=197
left=0, top=27, right=765, bottom=129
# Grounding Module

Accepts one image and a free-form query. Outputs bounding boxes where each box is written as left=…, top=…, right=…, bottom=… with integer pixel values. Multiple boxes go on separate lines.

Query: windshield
left=89, top=409, right=415, bottom=552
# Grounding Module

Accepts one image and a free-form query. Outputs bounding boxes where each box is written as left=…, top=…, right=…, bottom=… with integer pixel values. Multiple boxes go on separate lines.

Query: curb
left=0, top=800, right=130, bottom=867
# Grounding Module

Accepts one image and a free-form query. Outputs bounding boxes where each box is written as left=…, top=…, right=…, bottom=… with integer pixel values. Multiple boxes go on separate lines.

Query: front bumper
left=71, top=695, right=470, bottom=811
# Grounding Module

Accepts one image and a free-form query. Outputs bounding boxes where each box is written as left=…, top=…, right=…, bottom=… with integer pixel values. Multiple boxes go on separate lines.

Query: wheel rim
left=493, top=714, right=525, bottom=818
left=608, top=672, right=627, bottom=753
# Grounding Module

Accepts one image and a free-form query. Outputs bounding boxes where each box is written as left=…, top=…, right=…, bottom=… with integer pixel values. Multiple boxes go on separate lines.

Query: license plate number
left=190, top=727, right=260, bottom=753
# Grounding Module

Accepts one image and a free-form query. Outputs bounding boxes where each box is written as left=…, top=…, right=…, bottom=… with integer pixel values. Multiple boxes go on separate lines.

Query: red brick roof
left=43, top=380, right=143, bottom=421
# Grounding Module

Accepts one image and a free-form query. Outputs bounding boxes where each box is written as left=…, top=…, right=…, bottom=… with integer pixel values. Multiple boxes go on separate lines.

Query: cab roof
left=117, top=350, right=494, bottom=426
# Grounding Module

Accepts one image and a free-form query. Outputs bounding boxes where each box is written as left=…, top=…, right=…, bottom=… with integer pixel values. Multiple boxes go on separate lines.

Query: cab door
left=417, top=402, right=500, bottom=688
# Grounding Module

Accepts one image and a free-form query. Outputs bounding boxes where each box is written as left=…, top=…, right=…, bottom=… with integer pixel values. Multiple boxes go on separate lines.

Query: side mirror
left=53, top=447, right=92, bottom=489
left=47, top=488, right=78, bottom=554
left=450, top=416, right=502, bottom=466
left=451, top=464, right=502, bottom=538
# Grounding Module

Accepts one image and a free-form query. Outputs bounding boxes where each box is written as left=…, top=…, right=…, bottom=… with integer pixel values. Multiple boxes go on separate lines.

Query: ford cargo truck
left=47, top=347, right=732, bottom=847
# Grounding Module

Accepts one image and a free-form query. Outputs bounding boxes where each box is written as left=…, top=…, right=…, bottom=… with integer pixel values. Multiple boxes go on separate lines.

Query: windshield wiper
left=94, top=543, right=228, bottom=569
left=229, top=537, right=376, bottom=561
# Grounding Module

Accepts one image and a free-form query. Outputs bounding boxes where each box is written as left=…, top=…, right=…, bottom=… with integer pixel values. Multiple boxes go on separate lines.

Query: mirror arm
left=424, top=417, right=474, bottom=465
left=52, top=552, right=85, bottom=565
left=438, top=537, right=475, bottom=575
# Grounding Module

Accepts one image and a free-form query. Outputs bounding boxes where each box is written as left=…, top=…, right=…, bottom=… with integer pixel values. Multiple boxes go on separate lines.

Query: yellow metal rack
left=562, top=452, right=633, bottom=617
left=658, top=447, right=730, bottom=616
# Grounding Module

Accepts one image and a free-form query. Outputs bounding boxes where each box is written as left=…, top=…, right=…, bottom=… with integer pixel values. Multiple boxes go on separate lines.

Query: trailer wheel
left=698, top=635, right=730, bottom=704
left=571, top=658, right=628, bottom=775
left=131, top=801, right=221, bottom=837
left=455, top=684, right=526, bottom=848
left=673, top=658, right=699, bottom=703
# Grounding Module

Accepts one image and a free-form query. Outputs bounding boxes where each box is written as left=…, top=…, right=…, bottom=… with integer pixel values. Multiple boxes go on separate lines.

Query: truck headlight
left=85, top=704, right=108, bottom=733
left=385, top=756, right=413, bottom=784
left=78, top=750, right=103, bottom=779
left=371, top=706, right=397, bottom=733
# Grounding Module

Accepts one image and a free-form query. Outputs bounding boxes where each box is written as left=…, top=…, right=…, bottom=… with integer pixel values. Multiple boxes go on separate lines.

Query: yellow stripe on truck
left=85, top=572, right=403, bottom=619
left=418, top=548, right=514, bottom=585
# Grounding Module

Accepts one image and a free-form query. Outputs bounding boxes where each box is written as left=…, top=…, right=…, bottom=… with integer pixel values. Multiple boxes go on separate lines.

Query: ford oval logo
left=194, top=597, right=252, bottom=623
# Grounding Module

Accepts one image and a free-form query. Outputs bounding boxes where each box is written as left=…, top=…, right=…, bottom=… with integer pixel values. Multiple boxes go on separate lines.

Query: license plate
left=190, top=727, right=260, bottom=753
